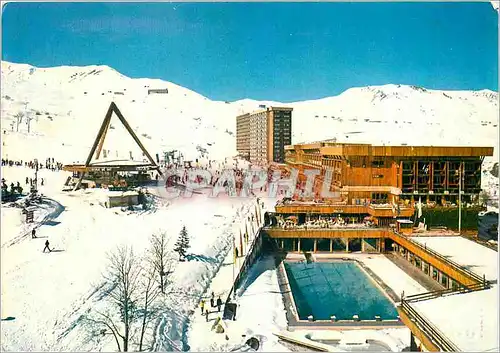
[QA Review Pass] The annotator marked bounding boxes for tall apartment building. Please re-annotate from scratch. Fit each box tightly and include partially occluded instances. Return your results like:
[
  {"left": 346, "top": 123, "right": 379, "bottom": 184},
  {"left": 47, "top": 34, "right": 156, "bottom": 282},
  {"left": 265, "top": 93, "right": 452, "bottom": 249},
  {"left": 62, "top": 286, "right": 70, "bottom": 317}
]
[
  {"left": 236, "top": 107, "right": 293, "bottom": 165},
  {"left": 236, "top": 113, "right": 250, "bottom": 160}
]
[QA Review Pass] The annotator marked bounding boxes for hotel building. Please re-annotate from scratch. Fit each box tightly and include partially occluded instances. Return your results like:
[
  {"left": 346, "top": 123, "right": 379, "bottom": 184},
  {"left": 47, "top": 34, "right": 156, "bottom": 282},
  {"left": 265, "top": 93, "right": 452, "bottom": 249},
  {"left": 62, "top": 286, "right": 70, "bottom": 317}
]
[{"left": 236, "top": 107, "right": 293, "bottom": 165}]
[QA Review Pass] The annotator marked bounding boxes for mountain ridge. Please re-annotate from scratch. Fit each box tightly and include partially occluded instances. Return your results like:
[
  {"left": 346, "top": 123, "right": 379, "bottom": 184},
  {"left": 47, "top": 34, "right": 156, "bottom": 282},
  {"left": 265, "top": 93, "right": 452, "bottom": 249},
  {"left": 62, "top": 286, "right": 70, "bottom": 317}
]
[{"left": 1, "top": 60, "right": 498, "bottom": 166}]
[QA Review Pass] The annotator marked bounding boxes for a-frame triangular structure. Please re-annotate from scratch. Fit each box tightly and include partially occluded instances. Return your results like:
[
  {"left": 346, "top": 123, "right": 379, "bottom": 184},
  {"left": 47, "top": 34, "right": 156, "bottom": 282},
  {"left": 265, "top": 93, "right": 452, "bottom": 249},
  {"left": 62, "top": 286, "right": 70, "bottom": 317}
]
[{"left": 74, "top": 102, "right": 162, "bottom": 190}]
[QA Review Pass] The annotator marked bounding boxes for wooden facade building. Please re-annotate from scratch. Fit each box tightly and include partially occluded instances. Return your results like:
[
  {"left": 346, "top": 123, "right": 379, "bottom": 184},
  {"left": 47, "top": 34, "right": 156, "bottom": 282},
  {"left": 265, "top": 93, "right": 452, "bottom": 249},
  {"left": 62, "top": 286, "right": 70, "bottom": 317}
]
[{"left": 284, "top": 141, "right": 493, "bottom": 206}]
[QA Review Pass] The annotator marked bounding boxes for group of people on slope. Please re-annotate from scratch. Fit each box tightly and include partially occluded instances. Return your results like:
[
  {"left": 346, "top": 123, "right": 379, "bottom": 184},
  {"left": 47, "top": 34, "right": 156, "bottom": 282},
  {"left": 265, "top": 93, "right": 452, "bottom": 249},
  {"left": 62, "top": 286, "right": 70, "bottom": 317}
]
[{"left": 199, "top": 291, "right": 223, "bottom": 322}]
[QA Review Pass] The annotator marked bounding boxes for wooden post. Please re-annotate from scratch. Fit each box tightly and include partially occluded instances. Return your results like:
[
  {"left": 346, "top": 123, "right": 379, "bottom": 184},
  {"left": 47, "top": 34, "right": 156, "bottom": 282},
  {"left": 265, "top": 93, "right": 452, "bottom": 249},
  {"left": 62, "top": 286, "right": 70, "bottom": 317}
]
[
  {"left": 74, "top": 102, "right": 163, "bottom": 191},
  {"left": 95, "top": 117, "right": 111, "bottom": 160},
  {"left": 73, "top": 104, "right": 114, "bottom": 190}
]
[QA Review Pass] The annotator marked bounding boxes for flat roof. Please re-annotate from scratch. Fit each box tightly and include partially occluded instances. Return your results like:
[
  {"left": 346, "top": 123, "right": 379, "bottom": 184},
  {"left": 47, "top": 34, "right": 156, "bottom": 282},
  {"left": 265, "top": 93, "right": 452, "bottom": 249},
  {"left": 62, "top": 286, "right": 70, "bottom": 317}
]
[
  {"left": 412, "top": 286, "right": 498, "bottom": 352},
  {"left": 238, "top": 106, "right": 294, "bottom": 117},
  {"left": 408, "top": 236, "right": 498, "bottom": 351},
  {"left": 410, "top": 236, "right": 498, "bottom": 281},
  {"left": 285, "top": 142, "right": 493, "bottom": 157}
]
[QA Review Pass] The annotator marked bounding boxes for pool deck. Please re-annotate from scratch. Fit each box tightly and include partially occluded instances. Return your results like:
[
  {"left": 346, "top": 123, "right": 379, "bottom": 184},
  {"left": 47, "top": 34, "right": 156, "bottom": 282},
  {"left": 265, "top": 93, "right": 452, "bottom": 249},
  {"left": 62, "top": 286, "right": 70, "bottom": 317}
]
[
  {"left": 384, "top": 253, "right": 445, "bottom": 292},
  {"left": 276, "top": 255, "right": 406, "bottom": 329}
]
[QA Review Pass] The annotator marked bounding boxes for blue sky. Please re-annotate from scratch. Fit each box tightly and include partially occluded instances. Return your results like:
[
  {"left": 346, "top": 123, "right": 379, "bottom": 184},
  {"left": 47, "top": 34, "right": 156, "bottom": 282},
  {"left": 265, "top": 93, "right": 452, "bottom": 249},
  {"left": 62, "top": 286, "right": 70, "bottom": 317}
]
[{"left": 2, "top": 2, "right": 498, "bottom": 102}]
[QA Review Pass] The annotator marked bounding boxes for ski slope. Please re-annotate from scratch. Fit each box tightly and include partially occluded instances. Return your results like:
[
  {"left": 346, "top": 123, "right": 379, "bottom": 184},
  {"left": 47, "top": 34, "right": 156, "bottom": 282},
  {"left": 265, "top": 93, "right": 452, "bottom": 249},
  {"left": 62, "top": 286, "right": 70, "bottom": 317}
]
[{"left": 1, "top": 61, "right": 498, "bottom": 351}]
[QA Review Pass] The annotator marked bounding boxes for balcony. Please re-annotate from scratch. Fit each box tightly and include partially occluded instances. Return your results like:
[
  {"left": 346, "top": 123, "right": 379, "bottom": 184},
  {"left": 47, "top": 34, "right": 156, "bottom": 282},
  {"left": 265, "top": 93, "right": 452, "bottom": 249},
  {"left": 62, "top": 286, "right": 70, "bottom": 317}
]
[
  {"left": 275, "top": 201, "right": 414, "bottom": 217},
  {"left": 263, "top": 226, "right": 390, "bottom": 239}
]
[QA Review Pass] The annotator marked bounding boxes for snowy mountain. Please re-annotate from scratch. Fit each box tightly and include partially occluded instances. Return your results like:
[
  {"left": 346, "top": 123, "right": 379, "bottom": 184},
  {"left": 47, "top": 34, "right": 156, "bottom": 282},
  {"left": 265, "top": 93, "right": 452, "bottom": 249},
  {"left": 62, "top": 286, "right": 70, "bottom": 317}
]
[
  {"left": 2, "top": 60, "right": 498, "bottom": 165},
  {"left": 1, "top": 61, "right": 498, "bottom": 352}
]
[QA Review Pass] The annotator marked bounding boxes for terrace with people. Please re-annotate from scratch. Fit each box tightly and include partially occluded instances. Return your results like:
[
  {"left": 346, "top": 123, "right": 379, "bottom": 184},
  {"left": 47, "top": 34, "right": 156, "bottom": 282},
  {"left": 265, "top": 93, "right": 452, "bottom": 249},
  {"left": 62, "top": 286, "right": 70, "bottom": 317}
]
[{"left": 274, "top": 214, "right": 376, "bottom": 230}]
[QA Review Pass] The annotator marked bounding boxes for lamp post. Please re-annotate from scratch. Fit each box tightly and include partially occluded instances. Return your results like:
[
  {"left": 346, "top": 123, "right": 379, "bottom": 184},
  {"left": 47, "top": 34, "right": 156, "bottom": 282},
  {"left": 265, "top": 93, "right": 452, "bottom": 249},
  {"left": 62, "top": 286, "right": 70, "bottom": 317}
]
[
  {"left": 458, "top": 166, "right": 462, "bottom": 235},
  {"left": 34, "top": 158, "right": 39, "bottom": 193}
]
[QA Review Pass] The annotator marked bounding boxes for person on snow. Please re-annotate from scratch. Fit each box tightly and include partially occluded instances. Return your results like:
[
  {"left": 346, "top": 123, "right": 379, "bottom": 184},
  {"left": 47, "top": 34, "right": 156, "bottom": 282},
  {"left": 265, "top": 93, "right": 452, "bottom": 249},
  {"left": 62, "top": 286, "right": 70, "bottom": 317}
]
[
  {"left": 205, "top": 308, "right": 209, "bottom": 322},
  {"left": 25, "top": 177, "right": 29, "bottom": 185},
  {"left": 200, "top": 299, "right": 205, "bottom": 315},
  {"left": 216, "top": 296, "right": 222, "bottom": 312},
  {"left": 210, "top": 296, "right": 215, "bottom": 308},
  {"left": 43, "top": 240, "right": 51, "bottom": 253},
  {"left": 32, "top": 229, "right": 37, "bottom": 239},
  {"left": 41, "top": 178, "right": 44, "bottom": 186}
]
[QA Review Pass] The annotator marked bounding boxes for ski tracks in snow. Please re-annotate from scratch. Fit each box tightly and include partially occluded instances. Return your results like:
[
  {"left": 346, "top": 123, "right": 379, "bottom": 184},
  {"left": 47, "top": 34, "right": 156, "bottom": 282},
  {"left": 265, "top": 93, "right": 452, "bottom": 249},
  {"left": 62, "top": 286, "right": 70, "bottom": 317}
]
[
  {"left": 154, "top": 202, "right": 254, "bottom": 351},
  {"left": 2, "top": 197, "right": 65, "bottom": 249}
]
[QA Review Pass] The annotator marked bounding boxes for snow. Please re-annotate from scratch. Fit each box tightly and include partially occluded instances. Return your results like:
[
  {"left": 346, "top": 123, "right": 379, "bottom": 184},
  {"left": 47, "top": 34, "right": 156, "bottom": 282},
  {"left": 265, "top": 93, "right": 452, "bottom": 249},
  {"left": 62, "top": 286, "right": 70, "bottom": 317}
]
[
  {"left": 2, "top": 62, "right": 498, "bottom": 166},
  {"left": 275, "top": 328, "right": 411, "bottom": 352},
  {"left": 2, "top": 60, "right": 497, "bottom": 203},
  {"left": 186, "top": 249, "right": 428, "bottom": 352},
  {"left": 404, "top": 236, "right": 499, "bottom": 351},
  {"left": 185, "top": 250, "right": 424, "bottom": 352},
  {"left": 1, "top": 166, "right": 267, "bottom": 351},
  {"left": 410, "top": 236, "right": 498, "bottom": 281},
  {"left": 1, "top": 60, "right": 498, "bottom": 352},
  {"left": 187, "top": 255, "right": 290, "bottom": 352},
  {"left": 307, "top": 253, "right": 427, "bottom": 298},
  {"left": 412, "top": 286, "right": 498, "bottom": 352}
]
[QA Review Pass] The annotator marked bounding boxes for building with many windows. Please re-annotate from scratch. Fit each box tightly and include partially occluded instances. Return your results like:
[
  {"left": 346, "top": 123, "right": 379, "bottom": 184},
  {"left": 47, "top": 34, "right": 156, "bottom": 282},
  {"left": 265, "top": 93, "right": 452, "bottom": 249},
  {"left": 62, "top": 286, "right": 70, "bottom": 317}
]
[
  {"left": 235, "top": 106, "right": 292, "bottom": 165},
  {"left": 236, "top": 113, "right": 250, "bottom": 160}
]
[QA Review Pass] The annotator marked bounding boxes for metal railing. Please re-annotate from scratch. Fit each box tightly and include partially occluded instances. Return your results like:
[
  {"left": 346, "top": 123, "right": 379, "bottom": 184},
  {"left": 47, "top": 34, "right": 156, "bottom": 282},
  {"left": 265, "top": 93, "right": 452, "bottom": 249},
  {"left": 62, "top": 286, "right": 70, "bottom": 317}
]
[
  {"left": 395, "top": 230, "right": 493, "bottom": 352},
  {"left": 262, "top": 226, "right": 385, "bottom": 232},
  {"left": 403, "top": 281, "right": 489, "bottom": 303},
  {"left": 225, "top": 226, "right": 264, "bottom": 304},
  {"left": 391, "top": 230, "right": 488, "bottom": 286},
  {"left": 400, "top": 299, "right": 460, "bottom": 352}
]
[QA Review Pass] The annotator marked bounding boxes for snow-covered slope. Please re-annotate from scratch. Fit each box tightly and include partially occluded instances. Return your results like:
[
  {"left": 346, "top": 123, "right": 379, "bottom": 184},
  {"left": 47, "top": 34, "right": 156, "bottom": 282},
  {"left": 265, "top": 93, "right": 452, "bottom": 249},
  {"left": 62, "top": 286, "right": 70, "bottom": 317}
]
[
  {"left": 2, "top": 61, "right": 498, "bottom": 163},
  {"left": 1, "top": 60, "right": 498, "bottom": 200},
  {"left": 1, "top": 61, "right": 498, "bottom": 352}
]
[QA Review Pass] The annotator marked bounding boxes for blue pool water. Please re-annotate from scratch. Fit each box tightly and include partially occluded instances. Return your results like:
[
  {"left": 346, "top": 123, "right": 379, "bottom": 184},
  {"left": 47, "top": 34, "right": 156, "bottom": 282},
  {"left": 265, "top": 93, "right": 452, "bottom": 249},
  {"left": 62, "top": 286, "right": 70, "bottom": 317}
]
[{"left": 284, "top": 261, "right": 398, "bottom": 321}]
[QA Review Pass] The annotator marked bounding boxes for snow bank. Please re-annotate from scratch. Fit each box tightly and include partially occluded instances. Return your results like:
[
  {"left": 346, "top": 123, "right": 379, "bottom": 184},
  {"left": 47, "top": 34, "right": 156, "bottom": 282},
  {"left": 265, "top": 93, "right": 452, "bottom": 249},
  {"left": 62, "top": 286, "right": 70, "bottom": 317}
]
[{"left": 410, "top": 236, "right": 498, "bottom": 281}]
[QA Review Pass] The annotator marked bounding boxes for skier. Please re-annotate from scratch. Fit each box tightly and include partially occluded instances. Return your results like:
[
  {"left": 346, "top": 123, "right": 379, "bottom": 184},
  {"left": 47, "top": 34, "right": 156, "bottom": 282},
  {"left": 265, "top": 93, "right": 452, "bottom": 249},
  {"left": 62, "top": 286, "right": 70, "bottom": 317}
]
[
  {"left": 217, "top": 296, "right": 222, "bottom": 312},
  {"left": 41, "top": 178, "right": 44, "bottom": 186},
  {"left": 200, "top": 299, "right": 205, "bottom": 315},
  {"left": 43, "top": 240, "right": 51, "bottom": 253},
  {"left": 210, "top": 296, "right": 215, "bottom": 308},
  {"left": 205, "top": 308, "right": 209, "bottom": 322},
  {"left": 25, "top": 177, "right": 29, "bottom": 185},
  {"left": 31, "top": 229, "right": 37, "bottom": 239}
]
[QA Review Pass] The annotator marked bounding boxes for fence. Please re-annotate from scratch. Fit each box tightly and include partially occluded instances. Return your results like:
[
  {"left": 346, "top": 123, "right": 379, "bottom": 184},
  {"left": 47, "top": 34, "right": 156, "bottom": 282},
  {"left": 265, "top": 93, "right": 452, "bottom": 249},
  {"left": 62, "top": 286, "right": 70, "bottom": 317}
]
[
  {"left": 390, "top": 230, "right": 488, "bottom": 286},
  {"left": 399, "top": 299, "right": 460, "bottom": 352},
  {"left": 225, "top": 226, "right": 265, "bottom": 304},
  {"left": 397, "top": 240, "right": 491, "bottom": 352},
  {"left": 404, "top": 281, "right": 489, "bottom": 303}
]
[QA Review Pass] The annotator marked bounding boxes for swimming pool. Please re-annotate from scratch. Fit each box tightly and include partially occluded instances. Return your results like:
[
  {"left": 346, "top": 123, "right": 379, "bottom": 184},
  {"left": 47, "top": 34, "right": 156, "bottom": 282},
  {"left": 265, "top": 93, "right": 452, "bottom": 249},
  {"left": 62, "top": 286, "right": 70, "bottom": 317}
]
[{"left": 283, "top": 261, "right": 399, "bottom": 321}]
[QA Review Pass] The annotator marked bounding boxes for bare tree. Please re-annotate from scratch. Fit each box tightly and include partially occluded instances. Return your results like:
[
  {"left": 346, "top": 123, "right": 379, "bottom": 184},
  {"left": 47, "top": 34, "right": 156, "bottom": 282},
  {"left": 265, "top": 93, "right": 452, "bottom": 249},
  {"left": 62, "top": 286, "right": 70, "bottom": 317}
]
[
  {"left": 14, "top": 112, "right": 24, "bottom": 132},
  {"left": 92, "top": 246, "right": 142, "bottom": 352},
  {"left": 26, "top": 114, "right": 35, "bottom": 133},
  {"left": 138, "top": 265, "right": 161, "bottom": 351},
  {"left": 149, "top": 232, "right": 173, "bottom": 294}
]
